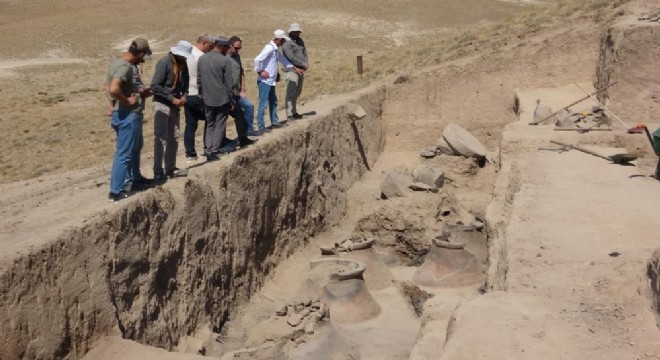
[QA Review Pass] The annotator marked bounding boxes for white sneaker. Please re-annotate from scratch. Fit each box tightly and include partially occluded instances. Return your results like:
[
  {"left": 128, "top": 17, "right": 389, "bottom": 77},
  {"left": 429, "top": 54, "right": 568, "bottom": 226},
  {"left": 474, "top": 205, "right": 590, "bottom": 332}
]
[{"left": 186, "top": 156, "right": 198, "bottom": 163}]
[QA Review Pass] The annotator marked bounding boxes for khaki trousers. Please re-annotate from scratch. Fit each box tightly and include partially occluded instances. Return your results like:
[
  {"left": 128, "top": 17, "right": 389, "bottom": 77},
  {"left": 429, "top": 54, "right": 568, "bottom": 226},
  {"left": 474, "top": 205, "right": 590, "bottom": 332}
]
[
  {"left": 153, "top": 101, "right": 180, "bottom": 176},
  {"left": 284, "top": 71, "right": 304, "bottom": 117}
]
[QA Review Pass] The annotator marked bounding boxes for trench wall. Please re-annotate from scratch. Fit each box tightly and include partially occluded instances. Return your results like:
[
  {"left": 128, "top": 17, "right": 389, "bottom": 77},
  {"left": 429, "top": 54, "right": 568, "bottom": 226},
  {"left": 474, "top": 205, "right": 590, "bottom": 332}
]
[
  {"left": 0, "top": 88, "right": 386, "bottom": 360},
  {"left": 595, "top": 23, "right": 660, "bottom": 122},
  {"left": 649, "top": 250, "right": 660, "bottom": 330}
]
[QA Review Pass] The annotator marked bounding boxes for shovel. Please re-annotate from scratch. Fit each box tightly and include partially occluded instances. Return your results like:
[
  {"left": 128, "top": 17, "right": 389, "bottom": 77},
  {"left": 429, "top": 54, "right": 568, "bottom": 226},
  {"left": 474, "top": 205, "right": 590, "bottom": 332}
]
[{"left": 550, "top": 140, "right": 638, "bottom": 164}]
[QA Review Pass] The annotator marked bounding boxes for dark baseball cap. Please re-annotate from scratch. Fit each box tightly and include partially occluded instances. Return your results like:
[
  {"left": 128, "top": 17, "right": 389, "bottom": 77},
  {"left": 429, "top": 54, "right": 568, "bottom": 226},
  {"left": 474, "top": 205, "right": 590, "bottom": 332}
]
[
  {"left": 215, "top": 36, "right": 230, "bottom": 46},
  {"left": 130, "top": 38, "right": 152, "bottom": 55}
]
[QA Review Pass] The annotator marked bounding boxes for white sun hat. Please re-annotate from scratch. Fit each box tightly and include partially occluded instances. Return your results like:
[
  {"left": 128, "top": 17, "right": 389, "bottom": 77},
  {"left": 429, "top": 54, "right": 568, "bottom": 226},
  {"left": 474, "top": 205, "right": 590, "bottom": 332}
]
[
  {"left": 273, "top": 29, "right": 290, "bottom": 41},
  {"left": 288, "top": 23, "right": 303, "bottom": 33},
  {"left": 170, "top": 40, "right": 193, "bottom": 59}
]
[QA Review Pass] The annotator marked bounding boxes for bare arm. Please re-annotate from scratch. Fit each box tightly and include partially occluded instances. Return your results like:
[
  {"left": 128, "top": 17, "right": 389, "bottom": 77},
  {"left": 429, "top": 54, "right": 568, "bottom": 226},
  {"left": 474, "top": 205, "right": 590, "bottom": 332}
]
[{"left": 109, "top": 77, "right": 136, "bottom": 106}]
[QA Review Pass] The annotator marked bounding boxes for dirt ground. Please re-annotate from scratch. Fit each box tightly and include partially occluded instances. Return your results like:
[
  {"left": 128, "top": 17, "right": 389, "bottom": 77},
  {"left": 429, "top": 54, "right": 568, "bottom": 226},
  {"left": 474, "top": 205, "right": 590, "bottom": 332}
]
[
  {"left": 2, "top": 0, "right": 660, "bottom": 359},
  {"left": 0, "top": 0, "right": 528, "bottom": 183}
]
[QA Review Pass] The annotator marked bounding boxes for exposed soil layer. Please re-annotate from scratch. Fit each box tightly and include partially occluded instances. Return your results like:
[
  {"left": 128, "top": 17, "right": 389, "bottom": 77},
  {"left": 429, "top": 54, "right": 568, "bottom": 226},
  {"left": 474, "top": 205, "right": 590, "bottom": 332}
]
[
  {"left": 649, "top": 250, "right": 660, "bottom": 330},
  {"left": 596, "top": 20, "right": 660, "bottom": 123},
  {"left": 3, "top": 1, "right": 660, "bottom": 359},
  {"left": 0, "top": 89, "right": 386, "bottom": 360}
]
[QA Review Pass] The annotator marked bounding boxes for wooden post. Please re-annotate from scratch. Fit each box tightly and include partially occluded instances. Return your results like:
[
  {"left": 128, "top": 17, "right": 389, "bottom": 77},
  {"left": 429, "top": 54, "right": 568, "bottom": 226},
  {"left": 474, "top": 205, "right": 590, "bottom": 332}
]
[{"left": 357, "top": 55, "right": 363, "bottom": 79}]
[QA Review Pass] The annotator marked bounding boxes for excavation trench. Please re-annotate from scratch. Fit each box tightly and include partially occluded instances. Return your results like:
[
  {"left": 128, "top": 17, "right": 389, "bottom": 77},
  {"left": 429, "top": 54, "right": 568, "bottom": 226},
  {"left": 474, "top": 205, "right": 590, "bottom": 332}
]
[
  {"left": 0, "top": 78, "right": 496, "bottom": 359},
  {"left": 0, "top": 88, "right": 388, "bottom": 359}
]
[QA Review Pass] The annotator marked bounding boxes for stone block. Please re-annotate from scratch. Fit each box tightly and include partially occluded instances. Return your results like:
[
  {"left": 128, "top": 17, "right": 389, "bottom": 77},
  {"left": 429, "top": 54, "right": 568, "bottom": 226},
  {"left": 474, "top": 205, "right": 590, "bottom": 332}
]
[
  {"left": 347, "top": 103, "right": 367, "bottom": 120},
  {"left": 413, "top": 165, "right": 444, "bottom": 188},
  {"left": 381, "top": 171, "right": 412, "bottom": 199}
]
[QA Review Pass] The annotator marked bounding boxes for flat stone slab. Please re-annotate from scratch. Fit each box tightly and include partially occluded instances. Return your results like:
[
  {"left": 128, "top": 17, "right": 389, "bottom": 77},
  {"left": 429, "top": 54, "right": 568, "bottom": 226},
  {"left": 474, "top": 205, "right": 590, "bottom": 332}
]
[
  {"left": 410, "top": 182, "right": 434, "bottom": 192},
  {"left": 442, "top": 123, "right": 486, "bottom": 158},
  {"left": 436, "top": 137, "right": 456, "bottom": 155},
  {"left": 420, "top": 150, "right": 436, "bottom": 158}
]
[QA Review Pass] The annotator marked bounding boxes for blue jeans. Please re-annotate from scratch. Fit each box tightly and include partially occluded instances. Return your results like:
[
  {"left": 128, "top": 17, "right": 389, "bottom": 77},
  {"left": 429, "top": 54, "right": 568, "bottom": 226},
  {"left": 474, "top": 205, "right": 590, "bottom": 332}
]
[
  {"left": 110, "top": 111, "right": 141, "bottom": 194},
  {"left": 125, "top": 114, "right": 144, "bottom": 186},
  {"left": 256, "top": 81, "right": 279, "bottom": 130},
  {"left": 237, "top": 96, "right": 255, "bottom": 131}
]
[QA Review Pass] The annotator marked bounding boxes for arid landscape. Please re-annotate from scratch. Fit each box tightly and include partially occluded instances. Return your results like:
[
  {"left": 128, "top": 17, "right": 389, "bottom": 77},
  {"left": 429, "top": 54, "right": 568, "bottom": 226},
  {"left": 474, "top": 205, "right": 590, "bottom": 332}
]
[
  {"left": 1, "top": 0, "right": 660, "bottom": 359},
  {"left": 0, "top": 0, "right": 526, "bottom": 182}
]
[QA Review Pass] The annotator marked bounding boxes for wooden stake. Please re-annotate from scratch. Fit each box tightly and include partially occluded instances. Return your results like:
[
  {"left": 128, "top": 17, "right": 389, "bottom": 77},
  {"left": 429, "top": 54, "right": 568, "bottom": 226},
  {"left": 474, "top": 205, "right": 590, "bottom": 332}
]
[{"left": 357, "top": 55, "right": 363, "bottom": 79}]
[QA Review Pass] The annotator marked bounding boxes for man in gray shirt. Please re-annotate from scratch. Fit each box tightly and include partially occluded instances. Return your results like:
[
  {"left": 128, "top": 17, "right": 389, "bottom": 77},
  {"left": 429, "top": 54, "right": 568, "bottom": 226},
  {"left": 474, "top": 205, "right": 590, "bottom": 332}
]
[
  {"left": 105, "top": 38, "right": 151, "bottom": 202},
  {"left": 282, "top": 22, "right": 309, "bottom": 120},
  {"left": 197, "top": 36, "right": 235, "bottom": 160}
]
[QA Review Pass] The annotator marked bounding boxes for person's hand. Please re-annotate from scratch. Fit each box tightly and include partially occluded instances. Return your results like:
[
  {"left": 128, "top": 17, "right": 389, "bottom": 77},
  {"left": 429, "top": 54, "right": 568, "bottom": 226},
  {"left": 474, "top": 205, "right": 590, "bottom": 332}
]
[
  {"left": 140, "top": 88, "right": 153, "bottom": 98},
  {"left": 260, "top": 70, "right": 269, "bottom": 79},
  {"left": 240, "top": 89, "right": 246, "bottom": 98},
  {"left": 295, "top": 67, "right": 304, "bottom": 75},
  {"left": 172, "top": 98, "right": 184, "bottom": 107},
  {"left": 180, "top": 95, "right": 187, "bottom": 106},
  {"left": 106, "top": 104, "right": 113, "bottom": 117},
  {"left": 126, "top": 94, "right": 138, "bottom": 106}
]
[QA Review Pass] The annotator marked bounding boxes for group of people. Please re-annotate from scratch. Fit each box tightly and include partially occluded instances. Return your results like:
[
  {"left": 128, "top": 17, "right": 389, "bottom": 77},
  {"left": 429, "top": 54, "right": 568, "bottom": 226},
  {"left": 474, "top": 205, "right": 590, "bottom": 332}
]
[{"left": 105, "top": 24, "right": 309, "bottom": 202}]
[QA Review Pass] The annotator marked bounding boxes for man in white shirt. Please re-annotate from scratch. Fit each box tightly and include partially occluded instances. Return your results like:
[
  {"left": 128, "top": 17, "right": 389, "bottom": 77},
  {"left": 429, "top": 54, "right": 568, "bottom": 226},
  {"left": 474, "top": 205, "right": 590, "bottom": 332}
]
[
  {"left": 184, "top": 34, "right": 215, "bottom": 161},
  {"left": 253, "top": 29, "right": 302, "bottom": 134}
]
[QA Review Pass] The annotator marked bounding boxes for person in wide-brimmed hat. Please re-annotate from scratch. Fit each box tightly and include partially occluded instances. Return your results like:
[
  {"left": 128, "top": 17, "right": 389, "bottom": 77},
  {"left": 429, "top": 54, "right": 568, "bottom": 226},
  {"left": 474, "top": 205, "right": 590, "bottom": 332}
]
[
  {"left": 150, "top": 40, "right": 193, "bottom": 180},
  {"left": 282, "top": 22, "right": 309, "bottom": 121}
]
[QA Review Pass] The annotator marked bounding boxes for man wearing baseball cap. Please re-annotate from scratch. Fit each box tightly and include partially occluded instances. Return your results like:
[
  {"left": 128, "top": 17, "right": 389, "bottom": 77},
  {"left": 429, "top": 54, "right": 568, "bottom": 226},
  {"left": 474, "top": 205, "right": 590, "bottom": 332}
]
[
  {"left": 197, "top": 36, "right": 236, "bottom": 160},
  {"left": 150, "top": 40, "right": 192, "bottom": 180},
  {"left": 105, "top": 37, "right": 152, "bottom": 202},
  {"left": 253, "top": 29, "right": 302, "bottom": 134}
]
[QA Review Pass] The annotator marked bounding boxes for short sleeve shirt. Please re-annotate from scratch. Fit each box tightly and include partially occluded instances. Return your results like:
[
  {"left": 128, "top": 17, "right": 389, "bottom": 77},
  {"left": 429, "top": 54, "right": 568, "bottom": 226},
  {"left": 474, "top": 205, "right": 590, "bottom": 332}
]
[{"left": 107, "top": 58, "right": 140, "bottom": 113}]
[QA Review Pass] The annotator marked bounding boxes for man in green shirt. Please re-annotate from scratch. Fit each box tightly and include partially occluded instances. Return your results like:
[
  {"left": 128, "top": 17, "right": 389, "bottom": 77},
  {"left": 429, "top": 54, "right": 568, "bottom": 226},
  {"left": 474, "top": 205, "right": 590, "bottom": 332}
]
[{"left": 106, "top": 38, "right": 151, "bottom": 202}]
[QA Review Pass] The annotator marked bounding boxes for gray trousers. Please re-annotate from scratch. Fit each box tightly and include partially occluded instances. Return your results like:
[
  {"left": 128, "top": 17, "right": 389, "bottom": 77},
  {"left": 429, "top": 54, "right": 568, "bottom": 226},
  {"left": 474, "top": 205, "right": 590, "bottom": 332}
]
[
  {"left": 285, "top": 71, "right": 304, "bottom": 117},
  {"left": 204, "top": 103, "right": 230, "bottom": 156},
  {"left": 153, "top": 101, "right": 180, "bottom": 175}
]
